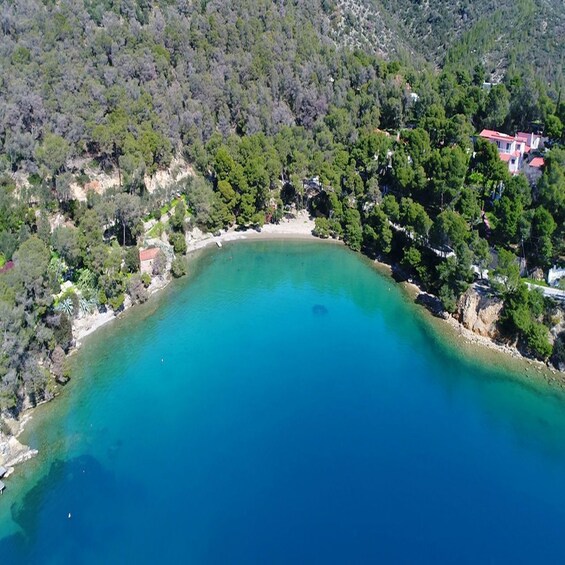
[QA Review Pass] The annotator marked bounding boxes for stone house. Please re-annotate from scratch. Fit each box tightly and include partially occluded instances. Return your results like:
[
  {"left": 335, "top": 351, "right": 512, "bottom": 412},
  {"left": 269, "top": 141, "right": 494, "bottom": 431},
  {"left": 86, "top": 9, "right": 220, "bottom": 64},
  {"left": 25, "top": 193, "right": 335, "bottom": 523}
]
[{"left": 139, "top": 247, "right": 160, "bottom": 276}]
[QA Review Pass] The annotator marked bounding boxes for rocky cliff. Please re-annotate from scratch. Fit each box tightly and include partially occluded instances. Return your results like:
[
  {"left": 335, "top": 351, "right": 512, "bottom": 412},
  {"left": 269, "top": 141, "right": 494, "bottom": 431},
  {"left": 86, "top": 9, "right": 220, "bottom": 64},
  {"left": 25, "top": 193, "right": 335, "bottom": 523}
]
[{"left": 457, "top": 286, "right": 504, "bottom": 339}]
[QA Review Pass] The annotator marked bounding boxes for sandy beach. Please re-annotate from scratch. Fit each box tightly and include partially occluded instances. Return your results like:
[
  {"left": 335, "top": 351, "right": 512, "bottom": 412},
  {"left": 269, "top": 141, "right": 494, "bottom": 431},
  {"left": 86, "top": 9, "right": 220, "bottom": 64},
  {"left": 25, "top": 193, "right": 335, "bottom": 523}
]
[{"left": 186, "top": 210, "right": 316, "bottom": 253}]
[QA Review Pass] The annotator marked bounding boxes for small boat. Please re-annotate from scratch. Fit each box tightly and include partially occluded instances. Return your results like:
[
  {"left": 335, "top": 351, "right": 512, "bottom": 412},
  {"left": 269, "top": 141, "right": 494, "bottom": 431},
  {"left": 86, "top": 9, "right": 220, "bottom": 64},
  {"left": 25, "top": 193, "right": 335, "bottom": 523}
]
[{"left": 216, "top": 241, "right": 223, "bottom": 248}]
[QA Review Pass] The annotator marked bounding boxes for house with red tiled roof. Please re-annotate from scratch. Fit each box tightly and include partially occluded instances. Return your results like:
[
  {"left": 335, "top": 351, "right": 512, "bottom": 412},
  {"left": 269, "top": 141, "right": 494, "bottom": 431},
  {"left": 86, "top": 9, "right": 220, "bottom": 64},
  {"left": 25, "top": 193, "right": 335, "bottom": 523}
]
[
  {"left": 139, "top": 247, "right": 160, "bottom": 276},
  {"left": 479, "top": 129, "right": 541, "bottom": 175}
]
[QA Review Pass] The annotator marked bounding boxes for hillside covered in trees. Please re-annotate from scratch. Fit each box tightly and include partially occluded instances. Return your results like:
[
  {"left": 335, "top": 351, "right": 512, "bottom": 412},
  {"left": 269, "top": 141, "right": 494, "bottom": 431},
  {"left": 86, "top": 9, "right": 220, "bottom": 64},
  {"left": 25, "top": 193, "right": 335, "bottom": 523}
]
[
  {"left": 339, "top": 0, "right": 565, "bottom": 89},
  {"left": 1, "top": 0, "right": 565, "bottom": 417}
]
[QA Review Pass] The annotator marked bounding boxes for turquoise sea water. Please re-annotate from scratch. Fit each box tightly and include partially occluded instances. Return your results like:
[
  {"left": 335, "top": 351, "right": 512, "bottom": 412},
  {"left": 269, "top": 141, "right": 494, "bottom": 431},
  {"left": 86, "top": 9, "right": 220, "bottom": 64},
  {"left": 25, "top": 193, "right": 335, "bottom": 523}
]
[{"left": 2, "top": 241, "right": 565, "bottom": 563}]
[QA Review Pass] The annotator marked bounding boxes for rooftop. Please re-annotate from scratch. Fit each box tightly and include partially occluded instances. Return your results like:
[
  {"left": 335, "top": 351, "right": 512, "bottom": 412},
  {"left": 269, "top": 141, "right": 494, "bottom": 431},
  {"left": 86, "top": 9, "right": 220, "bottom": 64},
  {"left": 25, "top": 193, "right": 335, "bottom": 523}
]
[
  {"left": 499, "top": 152, "right": 520, "bottom": 162},
  {"left": 529, "top": 157, "right": 544, "bottom": 168},
  {"left": 479, "top": 129, "right": 515, "bottom": 142},
  {"left": 139, "top": 248, "right": 160, "bottom": 262},
  {"left": 480, "top": 129, "right": 539, "bottom": 149},
  {"left": 516, "top": 131, "right": 540, "bottom": 141}
]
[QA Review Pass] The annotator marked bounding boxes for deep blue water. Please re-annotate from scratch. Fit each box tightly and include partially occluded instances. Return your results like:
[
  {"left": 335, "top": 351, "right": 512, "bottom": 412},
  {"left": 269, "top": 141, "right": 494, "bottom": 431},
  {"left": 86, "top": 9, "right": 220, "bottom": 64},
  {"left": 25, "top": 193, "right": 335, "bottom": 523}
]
[{"left": 2, "top": 241, "right": 565, "bottom": 563}]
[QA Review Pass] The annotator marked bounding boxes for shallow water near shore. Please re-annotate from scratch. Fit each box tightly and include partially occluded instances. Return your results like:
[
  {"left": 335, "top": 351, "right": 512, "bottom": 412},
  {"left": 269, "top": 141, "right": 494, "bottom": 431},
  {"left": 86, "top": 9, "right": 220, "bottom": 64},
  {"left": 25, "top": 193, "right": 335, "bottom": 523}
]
[{"left": 2, "top": 241, "right": 565, "bottom": 563}]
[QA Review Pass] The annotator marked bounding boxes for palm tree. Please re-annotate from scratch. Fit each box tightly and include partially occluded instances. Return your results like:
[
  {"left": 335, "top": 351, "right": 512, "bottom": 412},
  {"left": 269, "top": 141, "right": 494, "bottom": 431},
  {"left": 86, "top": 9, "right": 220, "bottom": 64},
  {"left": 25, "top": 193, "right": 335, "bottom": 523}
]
[
  {"left": 55, "top": 297, "right": 74, "bottom": 318},
  {"left": 79, "top": 295, "right": 97, "bottom": 316}
]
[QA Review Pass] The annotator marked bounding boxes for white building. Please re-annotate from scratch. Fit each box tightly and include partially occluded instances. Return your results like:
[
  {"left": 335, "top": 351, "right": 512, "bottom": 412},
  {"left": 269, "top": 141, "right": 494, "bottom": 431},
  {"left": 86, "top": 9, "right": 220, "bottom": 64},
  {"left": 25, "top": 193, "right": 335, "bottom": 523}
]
[{"left": 479, "top": 129, "right": 541, "bottom": 175}]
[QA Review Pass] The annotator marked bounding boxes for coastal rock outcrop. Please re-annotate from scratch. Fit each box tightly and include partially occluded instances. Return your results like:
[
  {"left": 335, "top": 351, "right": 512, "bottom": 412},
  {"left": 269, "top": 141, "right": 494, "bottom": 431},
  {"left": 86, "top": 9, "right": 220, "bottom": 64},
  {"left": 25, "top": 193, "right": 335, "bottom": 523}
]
[
  {"left": 550, "top": 308, "right": 565, "bottom": 340},
  {"left": 457, "top": 286, "right": 503, "bottom": 339},
  {"left": 0, "top": 429, "right": 37, "bottom": 476}
]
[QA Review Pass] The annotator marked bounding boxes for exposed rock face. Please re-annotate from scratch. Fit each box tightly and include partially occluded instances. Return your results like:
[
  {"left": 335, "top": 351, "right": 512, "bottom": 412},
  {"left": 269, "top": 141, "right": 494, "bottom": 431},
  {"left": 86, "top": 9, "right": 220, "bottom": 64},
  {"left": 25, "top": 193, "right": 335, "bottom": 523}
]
[
  {"left": 0, "top": 418, "right": 38, "bottom": 476},
  {"left": 65, "top": 157, "right": 195, "bottom": 201},
  {"left": 0, "top": 435, "right": 37, "bottom": 469},
  {"left": 457, "top": 286, "right": 503, "bottom": 338},
  {"left": 144, "top": 158, "right": 195, "bottom": 194},
  {"left": 550, "top": 308, "right": 565, "bottom": 341}
]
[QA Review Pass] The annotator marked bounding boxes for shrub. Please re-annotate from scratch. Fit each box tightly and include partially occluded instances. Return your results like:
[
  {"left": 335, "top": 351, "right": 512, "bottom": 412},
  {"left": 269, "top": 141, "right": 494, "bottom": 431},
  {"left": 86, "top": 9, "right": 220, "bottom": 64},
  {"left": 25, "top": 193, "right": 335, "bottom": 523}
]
[
  {"left": 525, "top": 322, "right": 552, "bottom": 360},
  {"left": 328, "top": 218, "right": 343, "bottom": 238},
  {"left": 108, "top": 293, "right": 125, "bottom": 311},
  {"left": 169, "top": 232, "right": 187, "bottom": 255},
  {"left": 152, "top": 251, "right": 167, "bottom": 276},
  {"left": 47, "top": 313, "right": 73, "bottom": 351},
  {"left": 171, "top": 255, "right": 187, "bottom": 278},
  {"left": 552, "top": 332, "right": 565, "bottom": 369},
  {"left": 98, "top": 288, "right": 107, "bottom": 306},
  {"left": 313, "top": 217, "right": 330, "bottom": 238},
  {"left": 51, "top": 345, "right": 67, "bottom": 382},
  {"left": 169, "top": 200, "right": 187, "bottom": 232},
  {"left": 127, "top": 274, "right": 148, "bottom": 304},
  {"left": 76, "top": 172, "right": 90, "bottom": 186}
]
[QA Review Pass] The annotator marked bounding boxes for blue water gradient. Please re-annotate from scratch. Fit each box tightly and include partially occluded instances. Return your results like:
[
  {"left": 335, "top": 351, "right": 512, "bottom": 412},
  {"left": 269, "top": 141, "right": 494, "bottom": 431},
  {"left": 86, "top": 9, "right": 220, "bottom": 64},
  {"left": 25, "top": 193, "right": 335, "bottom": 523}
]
[{"left": 2, "top": 241, "right": 565, "bottom": 564}]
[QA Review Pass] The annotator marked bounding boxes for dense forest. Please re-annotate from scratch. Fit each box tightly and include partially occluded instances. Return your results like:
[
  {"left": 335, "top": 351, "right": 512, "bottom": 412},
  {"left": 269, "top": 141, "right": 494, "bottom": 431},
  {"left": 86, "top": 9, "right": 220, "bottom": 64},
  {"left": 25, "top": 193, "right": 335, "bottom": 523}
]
[
  {"left": 1, "top": 0, "right": 565, "bottom": 417},
  {"left": 351, "top": 0, "right": 565, "bottom": 88}
]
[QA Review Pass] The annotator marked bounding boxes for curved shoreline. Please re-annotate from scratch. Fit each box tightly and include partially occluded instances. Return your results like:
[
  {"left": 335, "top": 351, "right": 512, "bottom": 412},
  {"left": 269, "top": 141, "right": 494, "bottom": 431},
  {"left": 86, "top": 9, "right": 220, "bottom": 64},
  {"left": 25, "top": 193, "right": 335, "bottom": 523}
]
[
  {"left": 2, "top": 216, "right": 563, "bottom": 480},
  {"left": 185, "top": 210, "right": 318, "bottom": 252},
  {"left": 68, "top": 218, "right": 565, "bottom": 392}
]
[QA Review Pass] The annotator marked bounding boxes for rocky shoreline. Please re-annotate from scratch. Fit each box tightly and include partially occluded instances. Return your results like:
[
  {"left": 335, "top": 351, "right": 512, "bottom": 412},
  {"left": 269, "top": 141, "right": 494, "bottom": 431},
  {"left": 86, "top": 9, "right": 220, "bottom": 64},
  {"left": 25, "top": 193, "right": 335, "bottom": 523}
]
[
  {"left": 0, "top": 414, "right": 38, "bottom": 479},
  {"left": 399, "top": 278, "right": 564, "bottom": 385}
]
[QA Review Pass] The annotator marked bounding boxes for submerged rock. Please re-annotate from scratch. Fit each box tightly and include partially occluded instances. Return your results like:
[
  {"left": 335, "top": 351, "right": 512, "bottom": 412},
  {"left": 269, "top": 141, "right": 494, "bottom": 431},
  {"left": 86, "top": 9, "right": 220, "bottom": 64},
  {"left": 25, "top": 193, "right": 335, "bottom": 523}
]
[{"left": 312, "top": 304, "right": 328, "bottom": 316}]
